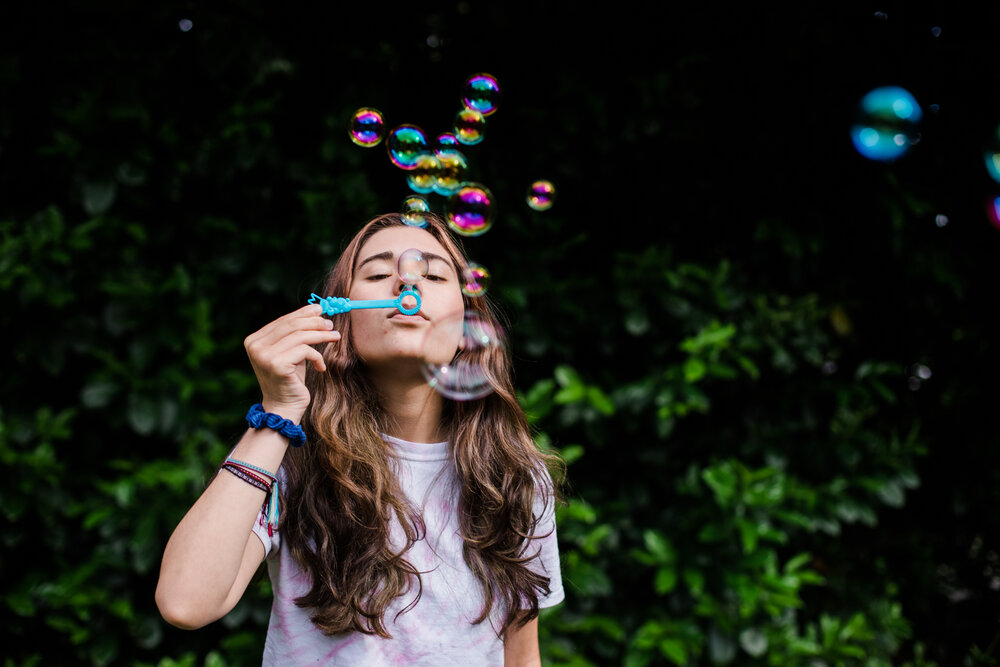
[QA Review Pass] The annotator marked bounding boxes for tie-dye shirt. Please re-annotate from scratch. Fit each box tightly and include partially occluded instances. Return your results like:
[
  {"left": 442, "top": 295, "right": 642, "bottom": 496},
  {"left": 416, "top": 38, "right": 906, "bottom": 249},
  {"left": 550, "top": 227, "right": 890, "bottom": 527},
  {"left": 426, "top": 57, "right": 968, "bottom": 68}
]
[{"left": 251, "top": 434, "right": 564, "bottom": 665}]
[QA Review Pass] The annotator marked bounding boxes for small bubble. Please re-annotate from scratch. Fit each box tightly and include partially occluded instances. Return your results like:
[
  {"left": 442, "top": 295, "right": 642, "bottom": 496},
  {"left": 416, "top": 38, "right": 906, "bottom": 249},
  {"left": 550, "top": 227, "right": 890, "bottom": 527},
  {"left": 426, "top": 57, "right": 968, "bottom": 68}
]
[
  {"left": 821, "top": 360, "right": 838, "bottom": 375},
  {"left": 178, "top": 18, "right": 194, "bottom": 31},
  {"left": 387, "top": 124, "right": 430, "bottom": 170},
  {"left": 401, "top": 195, "right": 431, "bottom": 228},
  {"left": 398, "top": 248, "right": 429, "bottom": 285},
  {"left": 874, "top": 11, "right": 888, "bottom": 20},
  {"left": 462, "top": 73, "right": 501, "bottom": 116},
  {"left": 931, "top": 26, "right": 942, "bottom": 37},
  {"left": 454, "top": 108, "right": 486, "bottom": 145},
  {"left": 912, "top": 364, "right": 932, "bottom": 380},
  {"left": 908, "top": 377, "right": 923, "bottom": 391},
  {"left": 850, "top": 86, "right": 922, "bottom": 162},
  {"left": 446, "top": 183, "right": 494, "bottom": 236},
  {"left": 406, "top": 153, "right": 441, "bottom": 194},
  {"left": 526, "top": 180, "right": 556, "bottom": 211},
  {"left": 935, "top": 214, "right": 949, "bottom": 227},
  {"left": 349, "top": 107, "right": 385, "bottom": 148},
  {"left": 461, "top": 263, "right": 491, "bottom": 297},
  {"left": 433, "top": 150, "right": 469, "bottom": 195}
]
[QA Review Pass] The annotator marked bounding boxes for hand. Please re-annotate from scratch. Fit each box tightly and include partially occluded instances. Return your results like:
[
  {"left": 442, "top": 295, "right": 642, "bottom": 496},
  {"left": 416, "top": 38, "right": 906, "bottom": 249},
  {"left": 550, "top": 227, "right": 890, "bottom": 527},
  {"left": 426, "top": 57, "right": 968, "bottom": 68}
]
[{"left": 243, "top": 304, "right": 341, "bottom": 420}]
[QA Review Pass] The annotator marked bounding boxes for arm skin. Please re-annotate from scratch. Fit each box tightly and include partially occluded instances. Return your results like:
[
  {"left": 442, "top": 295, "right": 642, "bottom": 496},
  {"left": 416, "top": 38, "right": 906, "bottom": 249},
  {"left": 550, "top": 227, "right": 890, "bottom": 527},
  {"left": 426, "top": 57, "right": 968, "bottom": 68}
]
[
  {"left": 505, "top": 617, "right": 542, "bottom": 667},
  {"left": 155, "top": 305, "right": 339, "bottom": 629}
]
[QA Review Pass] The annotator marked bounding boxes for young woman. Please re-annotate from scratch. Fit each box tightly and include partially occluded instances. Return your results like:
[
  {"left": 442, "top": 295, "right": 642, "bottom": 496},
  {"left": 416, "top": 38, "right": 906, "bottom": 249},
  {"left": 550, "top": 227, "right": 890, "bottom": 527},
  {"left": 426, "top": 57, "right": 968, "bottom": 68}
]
[{"left": 155, "top": 212, "right": 564, "bottom": 665}]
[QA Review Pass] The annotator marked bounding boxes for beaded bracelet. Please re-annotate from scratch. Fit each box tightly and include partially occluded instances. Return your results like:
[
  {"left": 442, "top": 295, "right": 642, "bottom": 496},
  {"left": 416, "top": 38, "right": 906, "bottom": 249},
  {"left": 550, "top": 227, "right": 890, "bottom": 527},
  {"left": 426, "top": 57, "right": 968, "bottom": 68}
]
[{"left": 245, "top": 403, "right": 307, "bottom": 447}]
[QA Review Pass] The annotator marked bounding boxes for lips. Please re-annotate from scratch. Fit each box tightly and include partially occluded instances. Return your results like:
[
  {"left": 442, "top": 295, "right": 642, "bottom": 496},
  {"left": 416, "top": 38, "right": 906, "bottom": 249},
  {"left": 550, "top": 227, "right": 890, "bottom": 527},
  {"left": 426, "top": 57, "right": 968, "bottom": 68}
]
[{"left": 388, "top": 311, "right": 427, "bottom": 321}]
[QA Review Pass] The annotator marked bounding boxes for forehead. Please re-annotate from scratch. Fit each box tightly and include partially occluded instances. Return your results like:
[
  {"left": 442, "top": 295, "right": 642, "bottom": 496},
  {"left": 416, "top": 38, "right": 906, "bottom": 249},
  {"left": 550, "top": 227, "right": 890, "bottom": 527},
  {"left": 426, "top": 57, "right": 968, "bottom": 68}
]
[{"left": 355, "top": 226, "right": 452, "bottom": 265}]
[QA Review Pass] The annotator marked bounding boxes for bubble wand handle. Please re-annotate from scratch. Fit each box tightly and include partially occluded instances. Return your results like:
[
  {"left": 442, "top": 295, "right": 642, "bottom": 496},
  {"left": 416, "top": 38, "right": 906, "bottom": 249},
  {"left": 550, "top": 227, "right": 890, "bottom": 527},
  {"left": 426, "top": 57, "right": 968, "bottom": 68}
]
[{"left": 308, "top": 288, "right": 422, "bottom": 316}]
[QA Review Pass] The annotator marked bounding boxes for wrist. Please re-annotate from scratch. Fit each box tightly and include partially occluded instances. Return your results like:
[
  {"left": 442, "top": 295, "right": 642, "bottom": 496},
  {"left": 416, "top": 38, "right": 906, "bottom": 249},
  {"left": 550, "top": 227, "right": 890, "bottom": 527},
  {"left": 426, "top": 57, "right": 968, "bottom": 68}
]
[
  {"left": 259, "top": 400, "right": 306, "bottom": 424},
  {"left": 246, "top": 403, "right": 307, "bottom": 447}
]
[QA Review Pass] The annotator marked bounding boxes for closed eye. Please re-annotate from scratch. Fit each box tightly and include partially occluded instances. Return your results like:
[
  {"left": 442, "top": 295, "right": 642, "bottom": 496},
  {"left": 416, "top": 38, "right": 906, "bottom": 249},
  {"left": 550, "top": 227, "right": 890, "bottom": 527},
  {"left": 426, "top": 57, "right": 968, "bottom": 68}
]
[{"left": 366, "top": 274, "right": 392, "bottom": 281}]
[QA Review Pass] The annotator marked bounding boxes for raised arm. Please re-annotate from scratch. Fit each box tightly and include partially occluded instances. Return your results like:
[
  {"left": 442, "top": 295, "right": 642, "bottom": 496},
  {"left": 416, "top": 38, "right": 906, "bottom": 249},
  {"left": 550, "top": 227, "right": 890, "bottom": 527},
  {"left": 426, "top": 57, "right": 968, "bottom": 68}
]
[{"left": 155, "top": 304, "right": 340, "bottom": 629}]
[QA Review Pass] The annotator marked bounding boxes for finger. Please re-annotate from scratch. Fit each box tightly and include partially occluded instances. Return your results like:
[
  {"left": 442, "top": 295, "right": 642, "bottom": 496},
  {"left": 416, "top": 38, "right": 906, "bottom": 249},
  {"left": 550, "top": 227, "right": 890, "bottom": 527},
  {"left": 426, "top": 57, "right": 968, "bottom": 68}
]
[{"left": 247, "top": 311, "right": 336, "bottom": 350}]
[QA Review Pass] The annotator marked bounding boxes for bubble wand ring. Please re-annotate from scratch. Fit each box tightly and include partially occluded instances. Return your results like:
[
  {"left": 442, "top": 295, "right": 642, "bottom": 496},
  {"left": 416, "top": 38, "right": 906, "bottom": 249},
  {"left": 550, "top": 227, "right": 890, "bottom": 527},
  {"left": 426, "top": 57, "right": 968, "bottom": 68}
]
[{"left": 308, "top": 287, "right": 422, "bottom": 316}]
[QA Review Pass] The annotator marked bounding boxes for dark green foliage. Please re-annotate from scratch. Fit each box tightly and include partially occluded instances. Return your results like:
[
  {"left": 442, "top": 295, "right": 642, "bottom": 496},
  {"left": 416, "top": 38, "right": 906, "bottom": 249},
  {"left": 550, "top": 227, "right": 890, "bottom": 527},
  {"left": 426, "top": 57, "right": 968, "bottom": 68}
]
[{"left": 2, "top": 3, "right": 1000, "bottom": 665}]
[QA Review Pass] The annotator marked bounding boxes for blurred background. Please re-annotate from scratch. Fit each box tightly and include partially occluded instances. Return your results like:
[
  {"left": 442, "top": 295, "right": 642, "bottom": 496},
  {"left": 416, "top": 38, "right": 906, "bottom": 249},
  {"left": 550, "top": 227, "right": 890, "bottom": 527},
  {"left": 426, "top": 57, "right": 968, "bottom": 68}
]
[{"left": 2, "top": 1, "right": 1000, "bottom": 665}]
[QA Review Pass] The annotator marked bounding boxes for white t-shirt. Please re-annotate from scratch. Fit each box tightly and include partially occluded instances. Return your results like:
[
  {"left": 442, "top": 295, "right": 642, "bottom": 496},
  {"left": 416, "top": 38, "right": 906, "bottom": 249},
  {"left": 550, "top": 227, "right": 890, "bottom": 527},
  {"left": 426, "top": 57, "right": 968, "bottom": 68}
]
[{"left": 251, "top": 434, "right": 564, "bottom": 665}]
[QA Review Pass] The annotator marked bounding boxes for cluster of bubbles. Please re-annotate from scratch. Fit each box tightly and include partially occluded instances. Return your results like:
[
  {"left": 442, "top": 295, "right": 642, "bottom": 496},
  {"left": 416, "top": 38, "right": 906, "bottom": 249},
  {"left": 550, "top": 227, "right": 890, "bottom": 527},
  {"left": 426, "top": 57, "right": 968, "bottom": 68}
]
[
  {"left": 850, "top": 83, "right": 1000, "bottom": 230},
  {"left": 348, "top": 73, "right": 553, "bottom": 400}
]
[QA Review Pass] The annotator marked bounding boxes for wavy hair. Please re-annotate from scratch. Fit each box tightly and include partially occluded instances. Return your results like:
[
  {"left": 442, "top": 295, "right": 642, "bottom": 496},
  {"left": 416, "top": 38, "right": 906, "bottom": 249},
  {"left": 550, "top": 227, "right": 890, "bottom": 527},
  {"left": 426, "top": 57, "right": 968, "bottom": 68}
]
[{"left": 280, "top": 212, "right": 562, "bottom": 638}]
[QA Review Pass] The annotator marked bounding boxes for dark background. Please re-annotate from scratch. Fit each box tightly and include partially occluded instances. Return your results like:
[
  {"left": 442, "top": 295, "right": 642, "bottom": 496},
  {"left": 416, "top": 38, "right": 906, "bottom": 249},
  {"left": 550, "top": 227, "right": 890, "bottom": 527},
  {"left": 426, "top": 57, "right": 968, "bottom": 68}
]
[{"left": 2, "top": 1, "right": 1000, "bottom": 664}]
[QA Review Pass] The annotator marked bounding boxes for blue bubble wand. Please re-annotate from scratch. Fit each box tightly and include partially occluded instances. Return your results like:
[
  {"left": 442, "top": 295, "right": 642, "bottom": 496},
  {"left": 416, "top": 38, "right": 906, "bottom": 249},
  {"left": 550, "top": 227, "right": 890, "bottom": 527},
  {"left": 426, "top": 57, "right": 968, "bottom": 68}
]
[{"left": 308, "top": 286, "right": 422, "bottom": 316}]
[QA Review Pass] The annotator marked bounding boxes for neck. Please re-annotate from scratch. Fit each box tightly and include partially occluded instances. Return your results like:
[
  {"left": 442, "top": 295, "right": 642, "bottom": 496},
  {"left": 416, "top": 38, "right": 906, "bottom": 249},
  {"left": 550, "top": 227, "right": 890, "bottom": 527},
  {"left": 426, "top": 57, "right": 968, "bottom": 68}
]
[{"left": 367, "top": 365, "right": 447, "bottom": 443}]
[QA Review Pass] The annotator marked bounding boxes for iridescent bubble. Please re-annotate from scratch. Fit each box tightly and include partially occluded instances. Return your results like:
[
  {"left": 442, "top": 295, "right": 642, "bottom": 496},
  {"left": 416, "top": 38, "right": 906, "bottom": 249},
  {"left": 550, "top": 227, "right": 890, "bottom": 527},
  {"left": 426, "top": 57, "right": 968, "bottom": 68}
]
[
  {"left": 850, "top": 86, "right": 922, "bottom": 162},
  {"left": 398, "top": 248, "right": 429, "bottom": 285},
  {"left": 349, "top": 107, "right": 385, "bottom": 147},
  {"left": 433, "top": 150, "right": 469, "bottom": 195},
  {"left": 987, "top": 196, "right": 1000, "bottom": 230},
  {"left": 407, "top": 153, "right": 441, "bottom": 194},
  {"left": 984, "top": 124, "right": 1000, "bottom": 184},
  {"left": 387, "top": 124, "right": 430, "bottom": 169},
  {"left": 420, "top": 309, "right": 505, "bottom": 400},
  {"left": 526, "top": 180, "right": 556, "bottom": 211},
  {"left": 461, "top": 263, "right": 490, "bottom": 297},
  {"left": 435, "top": 132, "right": 459, "bottom": 154},
  {"left": 454, "top": 108, "right": 486, "bottom": 145},
  {"left": 401, "top": 195, "right": 431, "bottom": 228},
  {"left": 462, "top": 73, "right": 501, "bottom": 116},
  {"left": 446, "top": 183, "right": 494, "bottom": 236}
]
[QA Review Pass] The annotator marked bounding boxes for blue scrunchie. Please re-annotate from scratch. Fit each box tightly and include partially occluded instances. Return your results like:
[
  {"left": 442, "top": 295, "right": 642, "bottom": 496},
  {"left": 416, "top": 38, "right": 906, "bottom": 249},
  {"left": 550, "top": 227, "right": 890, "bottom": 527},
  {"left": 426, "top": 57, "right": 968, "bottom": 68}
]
[{"left": 245, "top": 403, "right": 307, "bottom": 447}]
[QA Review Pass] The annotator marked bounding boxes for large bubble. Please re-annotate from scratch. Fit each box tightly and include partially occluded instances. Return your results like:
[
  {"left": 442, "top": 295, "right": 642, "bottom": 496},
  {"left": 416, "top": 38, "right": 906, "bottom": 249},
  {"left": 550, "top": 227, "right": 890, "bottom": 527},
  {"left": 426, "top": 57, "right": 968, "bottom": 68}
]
[
  {"left": 387, "top": 124, "right": 430, "bottom": 170},
  {"left": 349, "top": 107, "right": 385, "bottom": 147},
  {"left": 420, "top": 309, "right": 505, "bottom": 400},
  {"left": 446, "top": 183, "right": 494, "bottom": 236},
  {"left": 462, "top": 73, "right": 501, "bottom": 116},
  {"left": 850, "top": 86, "right": 922, "bottom": 162}
]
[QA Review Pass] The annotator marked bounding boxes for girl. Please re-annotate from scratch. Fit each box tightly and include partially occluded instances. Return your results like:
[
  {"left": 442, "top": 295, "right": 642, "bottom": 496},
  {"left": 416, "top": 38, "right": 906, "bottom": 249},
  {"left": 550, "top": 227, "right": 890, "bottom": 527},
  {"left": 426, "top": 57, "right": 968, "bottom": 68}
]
[{"left": 155, "top": 212, "right": 564, "bottom": 665}]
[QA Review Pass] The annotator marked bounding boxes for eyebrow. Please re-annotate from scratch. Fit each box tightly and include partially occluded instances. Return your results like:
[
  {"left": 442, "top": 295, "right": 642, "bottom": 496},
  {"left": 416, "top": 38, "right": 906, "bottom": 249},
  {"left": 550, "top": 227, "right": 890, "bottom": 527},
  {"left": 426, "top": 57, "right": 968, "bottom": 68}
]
[{"left": 357, "top": 250, "right": 455, "bottom": 273}]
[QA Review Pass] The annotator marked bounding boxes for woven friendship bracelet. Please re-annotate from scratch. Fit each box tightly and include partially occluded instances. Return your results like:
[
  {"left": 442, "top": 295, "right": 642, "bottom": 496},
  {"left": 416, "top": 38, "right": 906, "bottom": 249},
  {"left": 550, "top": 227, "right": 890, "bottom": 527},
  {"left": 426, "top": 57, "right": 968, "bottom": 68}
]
[
  {"left": 222, "top": 463, "right": 271, "bottom": 494},
  {"left": 220, "top": 457, "right": 283, "bottom": 536},
  {"left": 245, "top": 403, "right": 306, "bottom": 447}
]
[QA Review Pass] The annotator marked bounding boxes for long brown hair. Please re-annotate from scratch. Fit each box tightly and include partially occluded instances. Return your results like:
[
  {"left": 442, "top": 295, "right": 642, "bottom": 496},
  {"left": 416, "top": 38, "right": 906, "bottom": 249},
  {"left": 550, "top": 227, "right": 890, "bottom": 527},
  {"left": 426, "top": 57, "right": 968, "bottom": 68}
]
[{"left": 281, "top": 212, "right": 562, "bottom": 638}]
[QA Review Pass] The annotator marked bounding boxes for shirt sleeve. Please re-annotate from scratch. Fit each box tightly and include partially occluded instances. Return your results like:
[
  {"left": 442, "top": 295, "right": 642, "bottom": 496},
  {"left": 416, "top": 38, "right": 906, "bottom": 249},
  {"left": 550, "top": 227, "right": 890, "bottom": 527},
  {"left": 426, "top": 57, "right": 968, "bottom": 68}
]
[
  {"left": 250, "top": 466, "right": 286, "bottom": 559},
  {"left": 530, "top": 470, "right": 565, "bottom": 608}
]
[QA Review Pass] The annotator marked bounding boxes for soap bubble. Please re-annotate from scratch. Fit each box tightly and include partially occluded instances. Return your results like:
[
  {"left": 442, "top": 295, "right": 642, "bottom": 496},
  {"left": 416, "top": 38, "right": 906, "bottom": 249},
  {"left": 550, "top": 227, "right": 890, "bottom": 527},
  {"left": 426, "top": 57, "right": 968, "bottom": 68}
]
[
  {"left": 420, "top": 309, "right": 505, "bottom": 400},
  {"left": 850, "top": 86, "right": 922, "bottom": 162},
  {"left": 406, "top": 153, "right": 441, "bottom": 194},
  {"left": 349, "top": 107, "right": 385, "bottom": 147},
  {"left": 526, "top": 180, "right": 556, "bottom": 211},
  {"left": 433, "top": 150, "right": 469, "bottom": 195},
  {"left": 446, "top": 183, "right": 494, "bottom": 236},
  {"left": 387, "top": 124, "right": 430, "bottom": 169},
  {"left": 401, "top": 195, "right": 431, "bottom": 228},
  {"left": 984, "top": 124, "right": 1000, "bottom": 184},
  {"left": 435, "top": 132, "right": 459, "bottom": 154},
  {"left": 462, "top": 73, "right": 501, "bottom": 116},
  {"left": 398, "top": 248, "right": 429, "bottom": 285},
  {"left": 987, "top": 196, "right": 1000, "bottom": 230},
  {"left": 461, "top": 263, "right": 490, "bottom": 297},
  {"left": 454, "top": 108, "right": 486, "bottom": 145}
]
